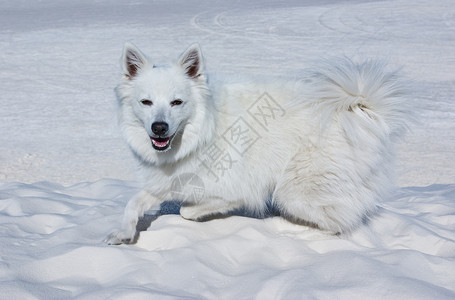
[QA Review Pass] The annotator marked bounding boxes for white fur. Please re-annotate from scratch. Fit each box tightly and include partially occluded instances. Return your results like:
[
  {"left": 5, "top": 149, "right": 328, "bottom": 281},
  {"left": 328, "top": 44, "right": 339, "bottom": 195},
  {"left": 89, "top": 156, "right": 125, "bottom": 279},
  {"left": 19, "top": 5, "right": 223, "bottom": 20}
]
[{"left": 105, "top": 43, "right": 409, "bottom": 245}]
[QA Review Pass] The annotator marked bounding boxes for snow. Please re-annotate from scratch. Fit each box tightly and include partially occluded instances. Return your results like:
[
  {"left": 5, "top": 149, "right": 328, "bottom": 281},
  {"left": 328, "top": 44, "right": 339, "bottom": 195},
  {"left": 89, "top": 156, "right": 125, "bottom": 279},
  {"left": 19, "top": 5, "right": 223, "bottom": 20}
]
[{"left": 0, "top": 0, "right": 454, "bottom": 298}]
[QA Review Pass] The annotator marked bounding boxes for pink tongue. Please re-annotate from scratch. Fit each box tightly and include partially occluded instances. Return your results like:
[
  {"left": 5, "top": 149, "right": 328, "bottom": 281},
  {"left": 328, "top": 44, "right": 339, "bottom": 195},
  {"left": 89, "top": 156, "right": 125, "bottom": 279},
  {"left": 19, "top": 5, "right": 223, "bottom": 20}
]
[{"left": 153, "top": 139, "right": 169, "bottom": 147}]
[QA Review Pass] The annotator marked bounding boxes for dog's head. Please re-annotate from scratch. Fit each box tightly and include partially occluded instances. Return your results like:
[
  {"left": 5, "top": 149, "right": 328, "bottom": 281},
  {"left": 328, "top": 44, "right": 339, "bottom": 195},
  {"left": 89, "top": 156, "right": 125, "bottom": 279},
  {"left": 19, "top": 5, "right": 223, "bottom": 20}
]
[{"left": 116, "top": 43, "right": 215, "bottom": 165}]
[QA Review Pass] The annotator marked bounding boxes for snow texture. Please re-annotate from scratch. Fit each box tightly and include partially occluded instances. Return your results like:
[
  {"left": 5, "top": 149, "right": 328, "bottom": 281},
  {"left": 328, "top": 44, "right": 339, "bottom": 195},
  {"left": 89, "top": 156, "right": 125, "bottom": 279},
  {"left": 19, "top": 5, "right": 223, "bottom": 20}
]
[{"left": 0, "top": 0, "right": 454, "bottom": 298}]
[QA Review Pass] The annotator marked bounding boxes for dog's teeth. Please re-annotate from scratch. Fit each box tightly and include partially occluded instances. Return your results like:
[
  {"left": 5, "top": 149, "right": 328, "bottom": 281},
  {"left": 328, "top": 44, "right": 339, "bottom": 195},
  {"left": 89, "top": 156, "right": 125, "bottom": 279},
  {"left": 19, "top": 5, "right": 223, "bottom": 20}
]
[{"left": 151, "top": 138, "right": 171, "bottom": 149}]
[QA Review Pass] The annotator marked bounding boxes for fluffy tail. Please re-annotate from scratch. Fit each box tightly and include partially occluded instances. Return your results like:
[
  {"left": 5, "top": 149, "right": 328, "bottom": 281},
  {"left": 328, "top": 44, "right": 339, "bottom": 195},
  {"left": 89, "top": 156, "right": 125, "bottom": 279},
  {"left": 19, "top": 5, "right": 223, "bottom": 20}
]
[
  {"left": 291, "top": 58, "right": 412, "bottom": 233},
  {"left": 305, "top": 58, "right": 410, "bottom": 141}
]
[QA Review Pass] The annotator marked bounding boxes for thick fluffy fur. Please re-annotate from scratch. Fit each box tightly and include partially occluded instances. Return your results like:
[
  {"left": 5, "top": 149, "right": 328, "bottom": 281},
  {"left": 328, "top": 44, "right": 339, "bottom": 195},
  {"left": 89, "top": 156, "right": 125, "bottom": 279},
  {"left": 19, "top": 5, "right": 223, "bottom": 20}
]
[{"left": 105, "top": 43, "right": 408, "bottom": 245}]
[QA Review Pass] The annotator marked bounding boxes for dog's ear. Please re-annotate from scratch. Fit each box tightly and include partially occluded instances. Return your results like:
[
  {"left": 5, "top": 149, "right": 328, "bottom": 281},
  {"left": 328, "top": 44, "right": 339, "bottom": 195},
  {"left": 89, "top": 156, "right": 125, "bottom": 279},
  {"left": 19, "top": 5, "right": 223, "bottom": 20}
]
[
  {"left": 122, "top": 42, "right": 148, "bottom": 79},
  {"left": 177, "top": 43, "right": 204, "bottom": 80}
]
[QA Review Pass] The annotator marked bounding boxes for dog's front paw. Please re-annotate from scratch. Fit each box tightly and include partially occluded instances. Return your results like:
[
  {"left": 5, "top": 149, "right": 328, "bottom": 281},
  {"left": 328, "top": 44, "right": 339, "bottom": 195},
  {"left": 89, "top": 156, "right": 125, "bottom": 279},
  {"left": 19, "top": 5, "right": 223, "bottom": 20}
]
[{"left": 104, "top": 231, "right": 133, "bottom": 245}]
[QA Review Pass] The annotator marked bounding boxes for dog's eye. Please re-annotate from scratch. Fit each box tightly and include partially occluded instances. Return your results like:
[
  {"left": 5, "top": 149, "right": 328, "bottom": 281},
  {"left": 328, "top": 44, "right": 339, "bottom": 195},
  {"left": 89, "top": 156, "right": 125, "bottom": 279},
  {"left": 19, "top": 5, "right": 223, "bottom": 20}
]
[
  {"left": 141, "top": 99, "right": 153, "bottom": 106},
  {"left": 170, "top": 99, "right": 183, "bottom": 107}
]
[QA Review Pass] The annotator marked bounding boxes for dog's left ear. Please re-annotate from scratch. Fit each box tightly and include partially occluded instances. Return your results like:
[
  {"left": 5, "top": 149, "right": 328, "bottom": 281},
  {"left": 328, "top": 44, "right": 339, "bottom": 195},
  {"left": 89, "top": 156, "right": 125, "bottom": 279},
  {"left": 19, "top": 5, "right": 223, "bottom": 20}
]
[
  {"left": 122, "top": 42, "right": 148, "bottom": 79},
  {"left": 177, "top": 43, "right": 204, "bottom": 80}
]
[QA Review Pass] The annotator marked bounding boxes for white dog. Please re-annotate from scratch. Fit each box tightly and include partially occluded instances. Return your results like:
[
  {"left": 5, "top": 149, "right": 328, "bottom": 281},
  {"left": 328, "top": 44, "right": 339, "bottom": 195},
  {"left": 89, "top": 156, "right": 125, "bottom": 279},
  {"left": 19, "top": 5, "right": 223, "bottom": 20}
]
[{"left": 105, "top": 43, "right": 408, "bottom": 245}]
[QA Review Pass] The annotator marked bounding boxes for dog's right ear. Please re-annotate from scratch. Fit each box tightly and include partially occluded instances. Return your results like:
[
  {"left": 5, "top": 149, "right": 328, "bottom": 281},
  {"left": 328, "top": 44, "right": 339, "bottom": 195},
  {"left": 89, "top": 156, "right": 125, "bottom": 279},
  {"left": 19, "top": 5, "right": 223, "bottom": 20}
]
[{"left": 122, "top": 42, "right": 148, "bottom": 79}]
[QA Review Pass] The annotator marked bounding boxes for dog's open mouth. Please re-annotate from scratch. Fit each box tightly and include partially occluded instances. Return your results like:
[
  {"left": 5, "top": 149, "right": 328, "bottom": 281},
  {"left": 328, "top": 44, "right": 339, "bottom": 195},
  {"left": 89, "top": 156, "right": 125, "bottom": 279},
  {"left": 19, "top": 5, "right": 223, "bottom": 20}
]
[{"left": 150, "top": 135, "right": 175, "bottom": 152}]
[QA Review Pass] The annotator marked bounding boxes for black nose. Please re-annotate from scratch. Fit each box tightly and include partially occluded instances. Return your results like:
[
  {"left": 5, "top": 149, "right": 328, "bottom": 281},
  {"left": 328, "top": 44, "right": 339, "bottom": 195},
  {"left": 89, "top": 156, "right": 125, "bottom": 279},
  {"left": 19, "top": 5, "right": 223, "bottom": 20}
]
[{"left": 151, "top": 122, "right": 169, "bottom": 136}]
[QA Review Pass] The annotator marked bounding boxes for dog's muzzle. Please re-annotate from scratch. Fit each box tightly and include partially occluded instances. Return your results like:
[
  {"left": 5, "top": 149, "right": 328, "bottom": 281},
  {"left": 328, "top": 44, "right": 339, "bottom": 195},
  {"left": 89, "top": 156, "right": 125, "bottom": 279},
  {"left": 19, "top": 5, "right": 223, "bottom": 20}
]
[{"left": 150, "top": 122, "right": 174, "bottom": 151}]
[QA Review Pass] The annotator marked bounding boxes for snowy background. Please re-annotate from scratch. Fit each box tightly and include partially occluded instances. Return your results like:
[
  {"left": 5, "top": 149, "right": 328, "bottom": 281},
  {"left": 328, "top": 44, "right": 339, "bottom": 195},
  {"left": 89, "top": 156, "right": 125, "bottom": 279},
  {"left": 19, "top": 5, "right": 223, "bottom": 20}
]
[{"left": 1, "top": 0, "right": 454, "bottom": 298}]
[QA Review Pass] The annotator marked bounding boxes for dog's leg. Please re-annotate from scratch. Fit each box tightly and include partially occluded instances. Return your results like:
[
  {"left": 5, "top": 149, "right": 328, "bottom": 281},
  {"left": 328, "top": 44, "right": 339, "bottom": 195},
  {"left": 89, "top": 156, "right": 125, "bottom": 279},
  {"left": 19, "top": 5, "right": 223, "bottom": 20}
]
[
  {"left": 105, "top": 190, "right": 160, "bottom": 245},
  {"left": 180, "top": 198, "right": 243, "bottom": 221},
  {"left": 274, "top": 141, "right": 379, "bottom": 234}
]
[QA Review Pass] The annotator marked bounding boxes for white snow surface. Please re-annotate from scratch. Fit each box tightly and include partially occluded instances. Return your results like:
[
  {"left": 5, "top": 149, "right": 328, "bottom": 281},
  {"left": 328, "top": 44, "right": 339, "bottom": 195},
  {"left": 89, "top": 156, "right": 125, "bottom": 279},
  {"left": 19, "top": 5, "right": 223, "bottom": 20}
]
[{"left": 1, "top": 0, "right": 454, "bottom": 298}]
